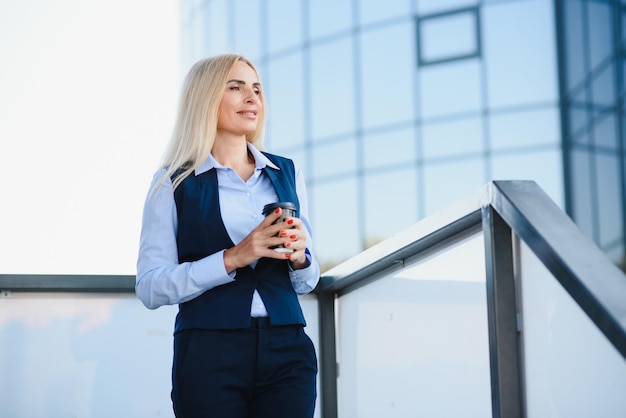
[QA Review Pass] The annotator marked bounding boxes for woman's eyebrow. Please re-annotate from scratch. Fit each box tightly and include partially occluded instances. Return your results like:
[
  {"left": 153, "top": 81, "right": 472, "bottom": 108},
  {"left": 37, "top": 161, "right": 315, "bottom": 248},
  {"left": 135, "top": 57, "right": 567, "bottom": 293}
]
[{"left": 227, "top": 79, "right": 262, "bottom": 87}]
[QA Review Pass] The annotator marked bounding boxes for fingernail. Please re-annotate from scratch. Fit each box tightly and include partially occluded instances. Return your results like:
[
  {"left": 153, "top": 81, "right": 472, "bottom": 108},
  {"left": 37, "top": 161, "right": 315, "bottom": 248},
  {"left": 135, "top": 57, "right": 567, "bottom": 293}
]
[
  {"left": 275, "top": 207, "right": 281, "bottom": 214},
  {"left": 287, "top": 219, "right": 294, "bottom": 225},
  {"left": 279, "top": 230, "right": 287, "bottom": 237},
  {"left": 284, "top": 253, "right": 291, "bottom": 258},
  {"left": 289, "top": 234, "right": 296, "bottom": 239},
  {"left": 285, "top": 242, "right": 291, "bottom": 247}
]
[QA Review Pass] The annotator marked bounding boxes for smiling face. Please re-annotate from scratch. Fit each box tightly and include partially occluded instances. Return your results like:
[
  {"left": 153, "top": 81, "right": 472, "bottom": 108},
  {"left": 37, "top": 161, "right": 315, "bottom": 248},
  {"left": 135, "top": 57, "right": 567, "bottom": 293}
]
[{"left": 216, "top": 60, "right": 263, "bottom": 141}]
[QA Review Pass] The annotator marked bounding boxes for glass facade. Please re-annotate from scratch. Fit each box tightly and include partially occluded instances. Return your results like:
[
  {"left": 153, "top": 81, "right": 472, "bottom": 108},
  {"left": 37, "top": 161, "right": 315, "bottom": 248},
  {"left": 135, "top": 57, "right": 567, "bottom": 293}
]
[
  {"left": 180, "top": 0, "right": 626, "bottom": 271},
  {"left": 558, "top": 0, "right": 626, "bottom": 268}
]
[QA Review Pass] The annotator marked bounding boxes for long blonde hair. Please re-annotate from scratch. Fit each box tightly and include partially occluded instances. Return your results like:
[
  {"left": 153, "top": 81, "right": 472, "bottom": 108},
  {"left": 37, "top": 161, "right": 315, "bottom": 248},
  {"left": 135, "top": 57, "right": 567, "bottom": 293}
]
[{"left": 153, "top": 54, "right": 266, "bottom": 194}]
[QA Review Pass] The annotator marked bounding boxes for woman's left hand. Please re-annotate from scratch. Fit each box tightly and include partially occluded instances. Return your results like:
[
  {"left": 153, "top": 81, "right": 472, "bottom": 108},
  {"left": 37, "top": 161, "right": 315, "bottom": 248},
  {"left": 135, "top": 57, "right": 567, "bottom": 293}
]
[{"left": 280, "top": 217, "right": 309, "bottom": 270}]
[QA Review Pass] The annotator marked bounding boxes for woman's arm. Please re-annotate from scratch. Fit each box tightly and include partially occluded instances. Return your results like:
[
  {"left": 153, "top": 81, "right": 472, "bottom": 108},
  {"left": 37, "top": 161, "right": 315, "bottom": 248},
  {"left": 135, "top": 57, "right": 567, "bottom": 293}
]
[{"left": 135, "top": 171, "right": 235, "bottom": 309}]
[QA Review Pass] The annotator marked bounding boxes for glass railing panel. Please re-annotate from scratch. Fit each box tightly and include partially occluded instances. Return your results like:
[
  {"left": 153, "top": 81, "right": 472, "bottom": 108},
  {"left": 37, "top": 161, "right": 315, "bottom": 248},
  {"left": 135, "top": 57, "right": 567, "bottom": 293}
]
[
  {"left": 336, "top": 231, "right": 492, "bottom": 417},
  {"left": 0, "top": 293, "right": 177, "bottom": 418},
  {"left": 0, "top": 291, "right": 321, "bottom": 418},
  {"left": 518, "top": 240, "right": 626, "bottom": 416}
]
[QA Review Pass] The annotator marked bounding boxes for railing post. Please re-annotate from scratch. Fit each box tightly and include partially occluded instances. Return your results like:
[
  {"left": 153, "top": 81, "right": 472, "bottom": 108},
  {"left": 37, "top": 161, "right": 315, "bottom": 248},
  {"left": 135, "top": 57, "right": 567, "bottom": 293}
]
[
  {"left": 483, "top": 205, "right": 524, "bottom": 418},
  {"left": 318, "top": 290, "right": 338, "bottom": 418}
]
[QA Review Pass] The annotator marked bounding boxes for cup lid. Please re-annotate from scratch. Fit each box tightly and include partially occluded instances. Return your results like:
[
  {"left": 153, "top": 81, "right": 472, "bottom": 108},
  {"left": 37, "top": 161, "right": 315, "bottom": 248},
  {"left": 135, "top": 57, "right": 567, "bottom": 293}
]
[{"left": 262, "top": 201, "right": 297, "bottom": 216}]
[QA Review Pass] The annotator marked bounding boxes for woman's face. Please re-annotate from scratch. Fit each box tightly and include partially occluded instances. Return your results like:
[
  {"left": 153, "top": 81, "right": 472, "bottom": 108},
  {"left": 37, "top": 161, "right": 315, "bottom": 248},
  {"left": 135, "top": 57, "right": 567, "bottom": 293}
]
[{"left": 216, "top": 60, "right": 263, "bottom": 140}]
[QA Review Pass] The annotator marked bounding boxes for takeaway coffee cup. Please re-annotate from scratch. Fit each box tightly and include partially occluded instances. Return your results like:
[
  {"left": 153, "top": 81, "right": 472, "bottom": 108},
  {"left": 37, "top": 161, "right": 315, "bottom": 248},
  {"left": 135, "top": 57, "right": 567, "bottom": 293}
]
[{"left": 262, "top": 201, "right": 297, "bottom": 253}]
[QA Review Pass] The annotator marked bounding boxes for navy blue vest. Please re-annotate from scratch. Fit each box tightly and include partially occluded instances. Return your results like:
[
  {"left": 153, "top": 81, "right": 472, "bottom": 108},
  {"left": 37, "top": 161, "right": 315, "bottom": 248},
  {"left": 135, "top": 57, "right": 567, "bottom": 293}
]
[{"left": 172, "top": 152, "right": 306, "bottom": 332}]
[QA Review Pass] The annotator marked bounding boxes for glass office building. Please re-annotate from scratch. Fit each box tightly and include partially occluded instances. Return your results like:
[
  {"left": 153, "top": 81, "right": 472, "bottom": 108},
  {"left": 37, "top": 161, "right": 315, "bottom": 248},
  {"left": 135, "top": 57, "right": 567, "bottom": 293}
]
[{"left": 179, "top": 0, "right": 626, "bottom": 271}]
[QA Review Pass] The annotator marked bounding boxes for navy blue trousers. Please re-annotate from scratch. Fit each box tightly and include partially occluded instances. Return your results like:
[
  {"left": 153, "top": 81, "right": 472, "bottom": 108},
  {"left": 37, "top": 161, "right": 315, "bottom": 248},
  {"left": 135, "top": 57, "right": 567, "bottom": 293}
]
[{"left": 171, "top": 318, "right": 317, "bottom": 418}]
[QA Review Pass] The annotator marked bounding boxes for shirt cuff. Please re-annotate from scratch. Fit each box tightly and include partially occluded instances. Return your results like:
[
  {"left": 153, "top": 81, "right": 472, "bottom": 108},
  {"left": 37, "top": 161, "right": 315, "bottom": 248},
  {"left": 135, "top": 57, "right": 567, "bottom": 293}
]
[{"left": 189, "top": 249, "right": 236, "bottom": 289}]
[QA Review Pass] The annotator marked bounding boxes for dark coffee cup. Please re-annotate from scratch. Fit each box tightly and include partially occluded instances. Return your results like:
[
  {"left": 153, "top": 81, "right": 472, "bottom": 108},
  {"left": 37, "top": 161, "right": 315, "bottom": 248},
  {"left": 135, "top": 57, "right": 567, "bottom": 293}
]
[{"left": 262, "top": 202, "right": 297, "bottom": 253}]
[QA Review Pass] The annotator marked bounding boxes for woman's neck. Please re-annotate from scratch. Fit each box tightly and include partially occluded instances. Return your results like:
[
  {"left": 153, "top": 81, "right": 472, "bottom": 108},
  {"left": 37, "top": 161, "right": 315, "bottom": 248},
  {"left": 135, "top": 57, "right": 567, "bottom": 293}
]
[{"left": 212, "top": 137, "right": 255, "bottom": 180}]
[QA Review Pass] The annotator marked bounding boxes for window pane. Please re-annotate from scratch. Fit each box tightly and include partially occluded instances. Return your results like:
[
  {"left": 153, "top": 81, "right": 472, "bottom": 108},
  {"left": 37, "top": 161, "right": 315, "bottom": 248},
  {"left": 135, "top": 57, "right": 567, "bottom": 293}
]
[
  {"left": 265, "top": 52, "right": 306, "bottom": 150},
  {"left": 419, "top": 59, "right": 482, "bottom": 118},
  {"left": 594, "top": 113, "right": 618, "bottom": 150},
  {"left": 311, "top": 137, "right": 357, "bottom": 181},
  {"left": 483, "top": 0, "right": 558, "bottom": 107},
  {"left": 417, "top": 0, "right": 479, "bottom": 15},
  {"left": 588, "top": 1, "right": 613, "bottom": 71},
  {"left": 363, "top": 127, "right": 416, "bottom": 170},
  {"left": 267, "top": 0, "right": 303, "bottom": 54},
  {"left": 311, "top": 177, "right": 361, "bottom": 267},
  {"left": 207, "top": 0, "right": 229, "bottom": 55},
  {"left": 490, "top": 107, "right": 560, "bottom": 150},
  {"left": 309, "top": 0, "right": 352, "bottom": 39},
  {"left": 491, "top": 149, "right": 564, "bottom": 208},
  {"left": 591, "top": 67, "right": 616, "bottom": 110},
  {"left": 310, "top": 37, "right": 356, "bottom": 139},
  {"left": 419, "top": 8, "right": 479, "bottom": 64},
  {"left": 359, "top": 0, "right": 411, "bottom": 26},
  {"left": 596, "top": 153, "right": 622, "bottom": 248},
  {"left": 364, "top": 168, "right": 418, "bottom": 247},
  {"left": 570, "top": 147, "right": 595, "bottom": 237},
  {"left": 422, "top": 116, "right": 483, "bottom": 159},
  {"left": 360, "top": 22, "right": 415, "bottom": 128},
  {"left": 564, "top": 0, "right": 586, "bottom": 91},
  {"left": 423, "top": 158, "right": 485, "bottom": 215},
  {"left": 569, "top": 104, "right": 590, "bottom": 143},
  {"left": 233, "top": 0, "right": 262, "bottom": 61}
]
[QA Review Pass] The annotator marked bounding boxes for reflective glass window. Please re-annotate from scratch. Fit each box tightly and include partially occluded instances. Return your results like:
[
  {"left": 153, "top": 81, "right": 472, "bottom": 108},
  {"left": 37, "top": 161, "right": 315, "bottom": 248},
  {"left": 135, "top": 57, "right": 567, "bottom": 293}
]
[
  {"left": 565, "top": 0, "right": 586, "bottom": 91},
  {"left": 418, "top": 8, "right": 480, "bottom": 65},
  {"left": 417, "top": 0, "right": 479, "bottom": 15},
  {"left": 422, "top": 116, "right": 483, "bottom": 159},
  {"left": 233, "top": 0, "right": 262, "bottom": 61},
  {"left": 423, "top": 157, "right": 485, "bottom": 215},
  {"left": 364, "top": 168, "right": 418, "bottom": 247},
  {"left": 360, "top": 22, "right": 415, "bottom": 128},
  {"left": 490, "top": 107, "right": 560, "bottom": 150},
  {"left": 359, "top": 0, "right": 411, "bottom": 26},
  {"left": 419, "top": 59, "right": 482, "bottom": 118},
  {"left": 311, "top": 177, "right": 361, "bottom": 267},
  {"left": 265, "top": 52, "right": 306, "bottom": 150},
  {"left": 623, "top": 9, "right": 626, "bottom": 43},
  {"left": 594, "top": 113, "right": 618, "bottom": 150},
  {"left": 483, "top": 0, "right": 558, "bottom": 107},
  {"left": 267, "top": 0, "right": 303, "bottom": 54},
  {"left": 309, "top": 0, "right": 352, "bottom": 40},
  {"left": 595, "top": 152, "right": 623, "bottom": 247},
  {"left": 570, "top": 146, "right": 595, "bottom": 237},
  {"left": 569, "top": 103, "right": 590, "bottom": 143},
  {"left": 588, "top": 1, "right": 613, "bottom": 71},
  {"left": 311, "top": 137, "right": 357, "bottom": 181},
  {"left": 491, "top": 149, "right": 564, "bottom": 208},
  {"left": 363, "top": 127, "right": 416, "bottom": 170},
  {"left": 310, "top": 37, "right": 356, "bottom": 139},
  {"left": 591, "top": 67, "right": 616, "bottom": 110}
]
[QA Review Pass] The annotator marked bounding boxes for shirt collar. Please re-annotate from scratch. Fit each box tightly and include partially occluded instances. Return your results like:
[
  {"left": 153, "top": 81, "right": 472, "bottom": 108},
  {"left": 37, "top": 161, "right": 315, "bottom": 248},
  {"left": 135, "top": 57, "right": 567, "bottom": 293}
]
[{"left": 194, "top": 142, "right": 279, "bottom": 175}]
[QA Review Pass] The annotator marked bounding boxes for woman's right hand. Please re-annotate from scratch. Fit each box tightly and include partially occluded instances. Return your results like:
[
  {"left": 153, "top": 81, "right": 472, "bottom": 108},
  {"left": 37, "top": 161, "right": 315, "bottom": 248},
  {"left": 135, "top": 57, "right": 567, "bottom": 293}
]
[{"left": 222, "top": 207, "right": 290, "bottom": 273}]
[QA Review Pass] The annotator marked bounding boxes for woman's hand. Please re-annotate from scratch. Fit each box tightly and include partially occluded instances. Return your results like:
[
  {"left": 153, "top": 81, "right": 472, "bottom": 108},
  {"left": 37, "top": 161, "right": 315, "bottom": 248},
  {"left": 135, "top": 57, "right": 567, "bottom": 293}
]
[{"left": 223, "top": 207, "right": 309, "bottom": 273}]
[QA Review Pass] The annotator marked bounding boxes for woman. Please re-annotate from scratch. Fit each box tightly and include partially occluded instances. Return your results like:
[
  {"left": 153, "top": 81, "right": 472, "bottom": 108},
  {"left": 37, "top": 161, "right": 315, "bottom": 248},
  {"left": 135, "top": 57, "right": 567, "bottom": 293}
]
[{"left": 136, "top": 54, "right": 320, "bottom": 418}]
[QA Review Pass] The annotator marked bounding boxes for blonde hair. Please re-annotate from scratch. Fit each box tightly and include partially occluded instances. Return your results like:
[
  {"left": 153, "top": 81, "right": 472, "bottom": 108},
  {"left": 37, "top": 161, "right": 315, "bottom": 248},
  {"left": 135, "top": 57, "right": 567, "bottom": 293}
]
[{"left": 153, "top": 54, "right": 266, "bottom": 193}]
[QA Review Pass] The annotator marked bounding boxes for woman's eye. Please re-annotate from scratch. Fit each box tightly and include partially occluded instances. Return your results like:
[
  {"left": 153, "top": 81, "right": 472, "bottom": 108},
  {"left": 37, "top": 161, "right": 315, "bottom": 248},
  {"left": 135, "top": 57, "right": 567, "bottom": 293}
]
[
  {"left": 229, "top": 85, "right": 240, "bottom": 91},
  {"left": 254, "top": 90, "right": 261, "bottom": 95}
]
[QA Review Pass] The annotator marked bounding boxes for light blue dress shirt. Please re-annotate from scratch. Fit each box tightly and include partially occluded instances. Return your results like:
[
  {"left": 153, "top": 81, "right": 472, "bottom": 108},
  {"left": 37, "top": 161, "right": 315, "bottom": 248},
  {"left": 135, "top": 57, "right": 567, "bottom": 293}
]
[{"left": 136, "top": 143, "right": 320, "bottom": 316}]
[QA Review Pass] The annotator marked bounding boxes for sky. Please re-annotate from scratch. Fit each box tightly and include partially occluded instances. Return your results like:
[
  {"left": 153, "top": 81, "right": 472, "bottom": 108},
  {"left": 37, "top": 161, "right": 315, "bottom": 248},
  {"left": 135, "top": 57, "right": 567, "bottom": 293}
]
[{"left": 0, "top": 0, "right": 181, "bottom": 275}]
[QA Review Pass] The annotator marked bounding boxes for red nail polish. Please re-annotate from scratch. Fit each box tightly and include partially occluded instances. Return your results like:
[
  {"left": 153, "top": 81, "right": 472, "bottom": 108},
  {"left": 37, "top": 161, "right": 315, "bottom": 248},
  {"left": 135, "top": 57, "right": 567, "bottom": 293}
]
[
  {"left": 275, "top": 207, "right": 281, "bottom": 214},
  {"left": 284, "top": 253, "right": 291, "bottom": 258},
  {"left": 287, "top": 219, "right": 294, "bottom": 225},
  {"left": 290, "top": 234, "right": 296, "bottom": 239},
  {"left": 279, "top": 230, "right": 287, "bottom": 237},
  {"left": 285, "top": 242, "right": 291, "bottom": 247}
]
